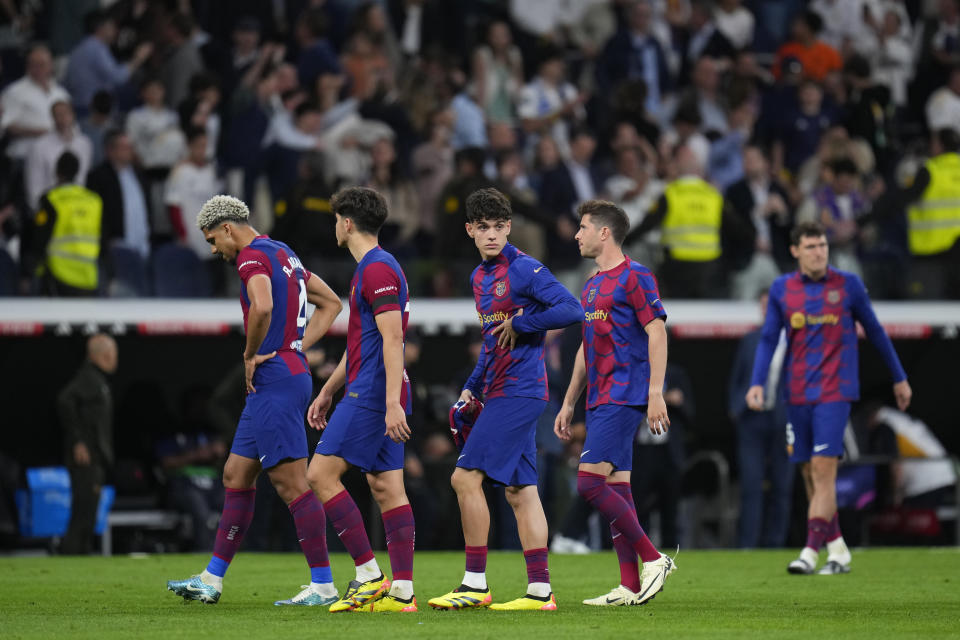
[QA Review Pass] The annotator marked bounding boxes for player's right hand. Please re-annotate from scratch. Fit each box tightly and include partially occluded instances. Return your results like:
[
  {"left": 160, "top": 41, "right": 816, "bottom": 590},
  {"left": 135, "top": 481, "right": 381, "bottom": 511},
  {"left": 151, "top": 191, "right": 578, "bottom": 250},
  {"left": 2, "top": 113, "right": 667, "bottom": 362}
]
[
  {"left": 307, "top": 389, "right": 333, "bottom": 430},
  {"left": 745, "top": 385, "right": 765, "bottom": 411},
  {"left": 554, "top": 404, "right": 574, "bottom": 441},
  {"left": 458, "top": 389, "right": 474, "bottom": 404},
  {"left": 244, "top": 351, "right": 276, "bottom": 394},
  {"left": 385, "top": 402, "right": 411, "bottom": 443}
]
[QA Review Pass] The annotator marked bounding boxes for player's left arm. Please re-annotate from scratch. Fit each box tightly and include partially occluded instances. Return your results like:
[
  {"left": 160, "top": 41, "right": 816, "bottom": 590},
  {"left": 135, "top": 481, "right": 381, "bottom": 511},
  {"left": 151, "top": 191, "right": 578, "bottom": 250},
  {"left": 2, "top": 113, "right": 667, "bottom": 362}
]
[
  {"left": 849, "top": 275, "right": 911, "bottom": 410},
  {"left": 645, "top": 317, "right": 670, "bottom": 435},
  {"left": 376, "top": 309, "right": 411, "bottom": 443},
  {"left": 301, "top": 272, "right": 343, "bottom": 351},
  {"left": 494, "top": 261, "right": 581, "bottom": 349},
  {"left": 243, "top": 274, "right": 276, "bottom": 393}
]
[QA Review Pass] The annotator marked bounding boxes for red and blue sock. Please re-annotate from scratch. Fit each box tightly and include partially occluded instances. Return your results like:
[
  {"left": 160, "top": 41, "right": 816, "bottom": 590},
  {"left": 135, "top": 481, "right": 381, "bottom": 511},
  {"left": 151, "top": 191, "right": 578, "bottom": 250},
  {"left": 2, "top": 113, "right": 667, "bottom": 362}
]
[
  {"left": 206, "top": 487, "right": 256, "bottom": 578},
  {"left": 288, "top": 490, "right": 332, "bottom": 584},
  {"left": 805, "top": 517, "right": 831, "bottom": 551},
  {"left": 608, "top": 482, "right": 642, "bottom": 591},
  {"left": 826, "top": 513, "right": 842, "bottom": 542},
  {"left": 382, "top": 503, "right": 415, "bottom": 581},
  {"left": 323, "top": 489, "right": 375, "bottom": 566},
  {"left": 523, "top": 547, "right": 549, "bottom": 585},
  {"left": 577, "top": 471, "right": 660, "bottom": 563},
  {"left": 465, "top": 545, "right": 487, "bottom": 574}
]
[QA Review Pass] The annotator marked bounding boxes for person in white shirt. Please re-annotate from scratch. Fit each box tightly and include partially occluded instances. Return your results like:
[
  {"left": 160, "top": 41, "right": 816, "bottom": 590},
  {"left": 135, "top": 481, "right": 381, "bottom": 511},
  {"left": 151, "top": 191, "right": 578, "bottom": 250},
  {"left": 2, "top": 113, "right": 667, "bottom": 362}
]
[
  {"left": 714, "top": 0, "right": 755, "bottom": 50},
  {"left": 165, "top": 128, "right": 222, "bottom": 261},
  {"left": 809, "top": 0, "right": 871, "bottom": 53},
  {"left": 24, "top": 101, "right": 93, "bottom": 209},
  {"left": 604, "top": 145, "right": 664, "bottom": 267},
  {"left": 126, "top": 78, "right": 186, "bottom": 171},
  {"left": 517, "top": 49, "right": 585, "bottom": 160},
  {"left": 856, "top": 6, "right": 914, "bottom": 107},
  {"left": 925, "top": 67, "right": 960, "bottom": 133},
  {"left": 0, "top": 44, "right": 72, "bottom": 159}
]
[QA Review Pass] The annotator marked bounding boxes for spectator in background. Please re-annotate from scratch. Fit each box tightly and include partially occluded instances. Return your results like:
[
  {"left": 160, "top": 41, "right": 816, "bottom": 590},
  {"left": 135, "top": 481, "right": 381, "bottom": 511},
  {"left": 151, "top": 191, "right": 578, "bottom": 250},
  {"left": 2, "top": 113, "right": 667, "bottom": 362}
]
[
  {"left": 519, "top": 47, "right": 585, "bottom": 160},
  {"left": 925, "top": 66, "right": 960, "bottom": 133},
  {"left": 365, "top": 135, "right": 422, "bottom": 256},
  {"left": 23, "top": 152, "right": 103, "bottom": 296},
  {"left": 449, "top": 73, "right": 488, "bottom": 150},
  {"left": 203, "top": 16, "right": 264, "bottom": 104},
  {"left": 350, "top": 2, "right": 402, "bottom": 73},
  {"left": 158, "top": 13, "right": 205, "bottom": 109},
  {"left": 604, "top": 145, "right": 664, "bottom": 267},
  {"left": 856, "top": 4, "right": 914, "bottom": 109},
  {"left": 773, "top": 10, "right": 842, "bottom": 83},
  {"left": 178, "top": 73, "right": 222, "bottom": 161},
  {"left": 708, "top": 99, "right": 755, "bottom": 191},
  {"left": 25, "top": 101, "right": 93, "bottom": 209},
  {"left": 295, "top": 7, "right": 341, "bottom": 89},
  {"left": 809, "top": 0, "right": 870, "bottom": 55},
  {"left": 799, "top": 157, "right": 870, "bottom": 276},
  {"left": 662, "top": 56, "right": 729, "bottom": 137},
  {"left": 912, "top": 0, "right": 960, "bottom": 116},
  {"left": 0, "top": 44, "right": 71, "bottom": 160},
  {"left": 596, "top": 0, "right": 672, "bottom": 119},
  {"left": 843, "top": 55, "right": 898, "bottom": 176},
  {"left": 728, "top": 290, "right": 791, "bottom": 548},
  {"left": 411, "top": 108, "right": 454, "bottom": 235},
  {"left": 674, "top": 1, "right": 736, "bottom": 83},
  {"left": 58, "top": 334, "right": 117, "bottom": 554},
  {"left": 87, "top": 131, "right": 152, "bottom": 263},
  {"left": 79, "top": 91, "right": 116, "bottom": 167},
  {"left": 714, "top": 0, "right": 755, "bottom": 50},
  {"left": 725, "top": 144, "right": 792, "bottom": 300},
  {"left": 470, "top": 19, "right": 523, "bottom": 125},
  {"left": 774, "top": 79, "right": 836, "bottom": 176},
  {"left": 63, "top": 9, "right": 153, "bottom": 116},
  {"left": 126, "top": 78, "right": 186, "bottom": 175},
  {"left": 341, "top": 31, "right": 392, "bottom": 101},
  {"left": 165, "top": 127, "right": 221, "bottom": 269}
]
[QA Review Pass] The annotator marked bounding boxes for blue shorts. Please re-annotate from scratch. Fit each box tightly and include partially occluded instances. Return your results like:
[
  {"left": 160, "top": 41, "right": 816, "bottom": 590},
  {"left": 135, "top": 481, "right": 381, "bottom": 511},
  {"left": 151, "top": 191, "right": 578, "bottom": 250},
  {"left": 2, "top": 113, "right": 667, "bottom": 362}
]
[
  {"left": 315, "top": 401, "right": 403, "bottom": 473},
  {"left": 582, "top": 404, "right": 646, "bottom": 471},
  {"left": 786, "top": 402, "right": 850, "bottom": 462},
  {"left": 231, "top": 374, "right": 312, "bottom": 469},
  {"left": 456, "top": 397, "right": 547, "bottom": 487}
]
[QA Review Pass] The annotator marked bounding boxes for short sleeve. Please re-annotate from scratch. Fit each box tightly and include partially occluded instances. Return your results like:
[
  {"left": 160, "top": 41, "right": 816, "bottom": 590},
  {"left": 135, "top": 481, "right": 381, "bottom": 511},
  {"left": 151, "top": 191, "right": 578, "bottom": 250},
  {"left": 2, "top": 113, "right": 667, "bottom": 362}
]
[
  {"left": 627, "top": 268, "right": 666, "bottom": 327},
  {"left": 236, "top": 248, "right": 272, "bottom": 284},
  {"left": 361, "top": 261, "right": 402, "bottom": 314}
]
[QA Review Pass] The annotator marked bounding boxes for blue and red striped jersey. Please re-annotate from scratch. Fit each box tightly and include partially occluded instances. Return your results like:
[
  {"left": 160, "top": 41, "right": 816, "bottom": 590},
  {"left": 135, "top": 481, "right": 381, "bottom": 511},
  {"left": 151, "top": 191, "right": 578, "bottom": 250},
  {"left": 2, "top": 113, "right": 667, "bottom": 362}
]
[
  {"left": 751, "top": 267, "right": 907, "bottom": 405},
  {"left": 464, "top": 243, "right": 582, "bottom": 401},
  {"left": 581, "top": 257, "right": 666, "bottom": 410},
  {"left": 342, "top": 246, "right": 411, "bottom": 414},
  {"left": 236, "top": 235, "right": 311, "bottom": 386}
]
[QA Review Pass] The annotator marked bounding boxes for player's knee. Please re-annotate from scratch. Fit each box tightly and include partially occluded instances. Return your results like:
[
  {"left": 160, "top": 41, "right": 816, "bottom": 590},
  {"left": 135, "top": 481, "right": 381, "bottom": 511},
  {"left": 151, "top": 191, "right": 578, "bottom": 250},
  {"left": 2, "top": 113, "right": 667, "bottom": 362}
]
[
  {"left": 306, "top": 464, "right": 325, "bottom": 493},
  {"left": 450, "top": 468, "right": 479, "bottom": 495}
]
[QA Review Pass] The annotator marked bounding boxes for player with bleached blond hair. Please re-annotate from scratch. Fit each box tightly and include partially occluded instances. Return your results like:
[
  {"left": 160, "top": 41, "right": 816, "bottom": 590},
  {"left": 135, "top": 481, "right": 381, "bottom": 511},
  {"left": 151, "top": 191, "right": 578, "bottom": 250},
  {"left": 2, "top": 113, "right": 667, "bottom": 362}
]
[{"left": 167, "top": 195, "right": 345, "bottom": 606}]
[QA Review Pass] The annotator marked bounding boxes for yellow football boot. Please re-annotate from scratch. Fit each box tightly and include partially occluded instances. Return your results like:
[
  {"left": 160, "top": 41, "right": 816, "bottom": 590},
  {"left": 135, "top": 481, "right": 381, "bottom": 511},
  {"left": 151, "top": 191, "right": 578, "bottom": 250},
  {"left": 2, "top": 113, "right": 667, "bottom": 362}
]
[
  {"left": 427, "top": 585, "right": 493, "bottom": 610},
  {"left": 354, "top": 593, "right": 418, "bottom": 612},
  {"left": 328, "top": 575, "right": 391, "bottom": 612},
  {"left": 489, "top": 592, "right": 557, "bottom": 611}
]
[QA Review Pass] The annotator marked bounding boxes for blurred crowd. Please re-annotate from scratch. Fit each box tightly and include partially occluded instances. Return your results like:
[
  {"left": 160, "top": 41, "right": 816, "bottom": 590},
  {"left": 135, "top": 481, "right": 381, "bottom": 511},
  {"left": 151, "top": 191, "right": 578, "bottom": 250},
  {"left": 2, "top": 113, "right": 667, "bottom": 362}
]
[{"left": 1, "top": 0, "right": 959, "bottom": 300}]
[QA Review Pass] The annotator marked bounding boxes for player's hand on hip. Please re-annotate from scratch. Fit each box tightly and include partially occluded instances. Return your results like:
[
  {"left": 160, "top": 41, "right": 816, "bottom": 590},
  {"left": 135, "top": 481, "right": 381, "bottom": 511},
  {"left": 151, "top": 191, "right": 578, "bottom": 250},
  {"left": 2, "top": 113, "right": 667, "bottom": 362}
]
[
  {"left": 307, "top": 389, "right": 332, "bottom": 430},
  {"left": 554, "top": 404, "right": 574, "bottom": 441},
  {"left": 893, "top": 380, "right": 912, "bottom": 411},
  {"left": 647, "top": 391, "right": 670, "bottom": 435},
  {"left": 492, "top": 309, "right": 522, "bottom": 350},
  {"left": 385, "top": 402, "right": 411, "bottom": 443},
  {"left": 745, "top": 385, "right": 765, "bottom": 411},
  {"left": 244, "top": 351, "right": 276, "bottom": 394}
]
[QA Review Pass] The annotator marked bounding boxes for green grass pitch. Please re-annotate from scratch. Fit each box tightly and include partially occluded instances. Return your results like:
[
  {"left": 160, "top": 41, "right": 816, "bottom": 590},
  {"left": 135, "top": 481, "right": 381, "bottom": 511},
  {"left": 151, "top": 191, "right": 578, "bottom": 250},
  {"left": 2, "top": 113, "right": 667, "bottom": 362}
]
[{"left": 1, "top": 549, "right": 959, "bottom": 639}]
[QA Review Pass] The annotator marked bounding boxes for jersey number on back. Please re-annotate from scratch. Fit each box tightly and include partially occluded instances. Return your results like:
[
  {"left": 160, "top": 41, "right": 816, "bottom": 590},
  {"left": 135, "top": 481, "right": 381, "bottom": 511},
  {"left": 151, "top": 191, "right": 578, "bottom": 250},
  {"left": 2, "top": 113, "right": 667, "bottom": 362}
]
[{"left": 297, "top": 279, "right": 307, "bottom": 329}]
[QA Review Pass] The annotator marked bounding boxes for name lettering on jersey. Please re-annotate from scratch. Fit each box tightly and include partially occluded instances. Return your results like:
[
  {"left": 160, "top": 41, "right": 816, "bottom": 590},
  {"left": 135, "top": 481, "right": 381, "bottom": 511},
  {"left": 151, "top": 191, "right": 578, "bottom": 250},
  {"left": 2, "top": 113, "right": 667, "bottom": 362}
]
[
  {"left": 238, "top": 260, "right": 262, "bottom": 271},
  {"left": 790, "top": 312, "right": 840, "bottom": 329},
  {"left": 585, "top": 309, "right": 609, "bottom": 322},
  {"left": 478, "top": 310, "right": 510, "bottom": 325},
  {"left": 281, "top": 255, "right": 305, "bottom": 278},
  {"left": 374, "top": 285, "right": 398, "bottom": 295}
]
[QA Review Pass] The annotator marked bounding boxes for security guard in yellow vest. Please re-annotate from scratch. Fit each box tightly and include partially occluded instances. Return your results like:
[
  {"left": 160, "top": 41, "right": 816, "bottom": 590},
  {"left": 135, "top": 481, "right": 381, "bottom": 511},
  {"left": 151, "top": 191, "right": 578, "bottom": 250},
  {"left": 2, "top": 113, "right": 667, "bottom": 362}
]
[
  {"left": 23, "top": 151, "right": 103, "bottom": 296},
  {"left": 881, "top": 129, "right": 960, "bottom": 298},
  {"left": 625, "top": 146, "right": 746, "bottom": 297}
]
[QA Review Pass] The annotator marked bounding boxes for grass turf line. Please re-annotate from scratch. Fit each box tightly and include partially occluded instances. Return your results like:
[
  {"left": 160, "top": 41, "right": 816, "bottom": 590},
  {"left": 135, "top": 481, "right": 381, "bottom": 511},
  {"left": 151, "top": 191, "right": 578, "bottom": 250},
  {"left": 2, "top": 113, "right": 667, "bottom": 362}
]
[{"left": 1, "top": 549, "right": 959, "bottom": 639}]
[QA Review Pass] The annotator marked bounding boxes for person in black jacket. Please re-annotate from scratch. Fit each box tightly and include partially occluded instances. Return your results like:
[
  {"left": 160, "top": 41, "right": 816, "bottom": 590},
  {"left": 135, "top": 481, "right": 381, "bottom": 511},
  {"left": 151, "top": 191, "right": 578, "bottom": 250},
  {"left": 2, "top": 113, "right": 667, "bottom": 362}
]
[{"left": 58, "top": 334, "right": 117, "bottom": 554}]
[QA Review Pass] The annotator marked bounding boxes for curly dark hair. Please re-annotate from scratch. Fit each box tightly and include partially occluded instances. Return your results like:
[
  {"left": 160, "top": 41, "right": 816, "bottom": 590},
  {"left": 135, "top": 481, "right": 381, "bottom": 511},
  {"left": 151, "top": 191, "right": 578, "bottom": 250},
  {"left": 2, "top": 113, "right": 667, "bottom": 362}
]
[
  {"left": 790, "top": 221, "right": 826, "bottom": 246},
  {"left": 331, "top": 186, "right": 388, "bottom": 234},
  {"left": 577, "top": 200, "right": 629, "bottom": 245},
  {"left": 465, "top": 187, "right": 512, "bottom": 224}
]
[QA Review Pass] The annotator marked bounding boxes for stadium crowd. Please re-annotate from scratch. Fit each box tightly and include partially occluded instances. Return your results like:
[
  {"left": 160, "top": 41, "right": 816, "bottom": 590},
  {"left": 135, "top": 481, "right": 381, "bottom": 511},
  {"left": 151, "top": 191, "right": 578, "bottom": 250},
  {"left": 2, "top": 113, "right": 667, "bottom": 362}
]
[{"left": 1, "top": 0, "right": 959, "bottom": 300}]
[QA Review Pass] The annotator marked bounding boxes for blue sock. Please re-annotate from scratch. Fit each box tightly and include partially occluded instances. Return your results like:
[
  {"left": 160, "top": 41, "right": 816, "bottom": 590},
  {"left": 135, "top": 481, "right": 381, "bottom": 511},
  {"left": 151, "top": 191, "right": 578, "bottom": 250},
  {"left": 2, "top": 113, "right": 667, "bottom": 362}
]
[
  {"left": 310, "top": 565, "right": 333, "bottom": 584},
  {"left": 206, "top": 555, "right": 229, "bottom": 578}
]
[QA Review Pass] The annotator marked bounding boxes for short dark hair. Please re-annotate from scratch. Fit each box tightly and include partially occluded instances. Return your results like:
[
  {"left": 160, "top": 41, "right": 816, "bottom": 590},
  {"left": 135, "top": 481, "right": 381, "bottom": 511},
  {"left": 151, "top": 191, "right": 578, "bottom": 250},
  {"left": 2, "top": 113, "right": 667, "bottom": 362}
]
[
  {"left": 936, "top": 127, "right": 960, "bottom": 153},
  {"left": 331, "top": 186, "right": 388, "bottom": 235},
  {"left": 799, "top": 10, "right": 823, "bottom": 34},
  {"left": 104, "top": 128, "right": 126, "bottom": 148},
  {"left": 184, "top": 125, "right": 207, "bottom": 143},
  {"left": 84, "top": 9, "right": 111, "bottom": 34},
  {"left": 90, "top": 90, "right": 113, "bottom": 115},
  {"left": 56, "top": 151, "right": 80, "bottom": 182},
  {"left": 577, "top": 200, "right": 630, "bottom": 245},
  {"left": 790, "top": 221, "right": 826, "bottom": 246},
  {"left": 828, "top": 157, "right": 859, "bottom": 176},
  {"left": 465, "top": 187, "right": 512, "bottom": 224}
]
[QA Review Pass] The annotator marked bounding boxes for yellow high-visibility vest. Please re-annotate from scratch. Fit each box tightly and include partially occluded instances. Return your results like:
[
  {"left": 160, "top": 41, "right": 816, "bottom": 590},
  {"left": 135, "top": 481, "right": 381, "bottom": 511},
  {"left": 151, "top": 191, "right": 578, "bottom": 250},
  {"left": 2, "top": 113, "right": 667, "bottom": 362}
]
[
  {"left": 908, "top": 153, "right": 960, "bottom": 256},
  {"left": 45, "top": 184, "right": 102, "bottom": 290},
  {"left": 662, "top": 177, "right": 723, "bottom": 262}
]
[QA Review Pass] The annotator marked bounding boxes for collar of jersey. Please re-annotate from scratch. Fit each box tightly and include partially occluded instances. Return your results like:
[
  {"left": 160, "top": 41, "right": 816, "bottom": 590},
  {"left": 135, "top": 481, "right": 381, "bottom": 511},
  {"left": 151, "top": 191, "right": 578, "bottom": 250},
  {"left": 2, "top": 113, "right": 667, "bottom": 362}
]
[
  {"left": 798, "top": 266, "right": 835, "bottom": 284},
  {"left": 482, "top": 242, "right": 517, "bottom": 266}
]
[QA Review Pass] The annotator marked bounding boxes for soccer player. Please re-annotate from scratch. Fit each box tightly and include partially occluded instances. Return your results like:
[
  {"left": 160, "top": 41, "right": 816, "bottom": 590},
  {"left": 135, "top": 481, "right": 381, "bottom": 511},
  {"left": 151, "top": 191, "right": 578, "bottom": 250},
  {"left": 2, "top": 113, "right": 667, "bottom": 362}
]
[
  {"left": 747, "top": 221, "right": 912, "bottom": 575},
  {"left": 167, "top": 195, "right": 343, "bottom": 605},
  {"left": 555, "top": 199, "right": 677, "bottom": 607},
  {"left": 305, "top": 187, "right": 417, "bottom": 613},
  {"left": 428, "top": 188, "right": 582, "bottom": 612}
]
